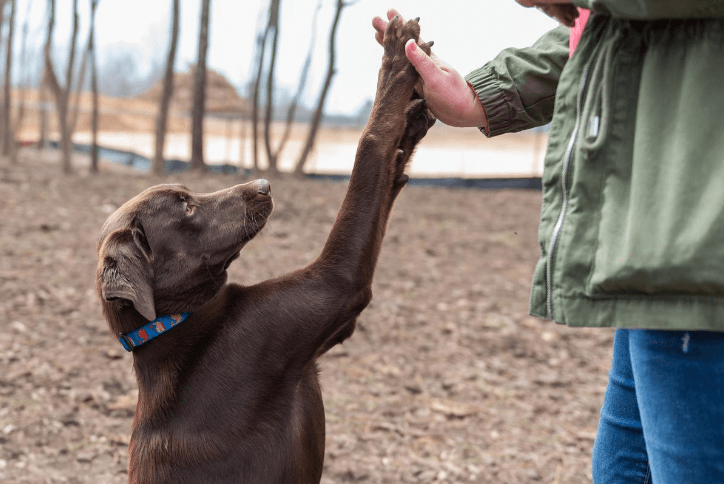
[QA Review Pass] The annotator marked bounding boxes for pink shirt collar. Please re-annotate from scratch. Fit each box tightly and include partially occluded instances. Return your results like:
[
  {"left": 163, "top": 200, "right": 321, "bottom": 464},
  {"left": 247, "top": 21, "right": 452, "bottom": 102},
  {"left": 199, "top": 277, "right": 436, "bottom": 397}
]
[{"left": 569, "top": 8, "right": 591, "bottom": 57}]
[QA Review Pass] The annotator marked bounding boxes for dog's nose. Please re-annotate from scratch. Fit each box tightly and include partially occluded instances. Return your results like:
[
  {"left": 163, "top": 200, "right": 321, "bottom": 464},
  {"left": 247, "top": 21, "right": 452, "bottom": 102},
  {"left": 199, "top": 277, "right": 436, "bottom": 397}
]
[{"left": 257, "top": 179, "right": 271, "bottom": 196}]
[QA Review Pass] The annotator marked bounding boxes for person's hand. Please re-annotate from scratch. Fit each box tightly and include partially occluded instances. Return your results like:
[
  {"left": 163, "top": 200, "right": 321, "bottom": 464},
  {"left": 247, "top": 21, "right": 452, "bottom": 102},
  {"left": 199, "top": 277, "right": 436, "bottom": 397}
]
[
  {"left": 515, "top": 0, "right": 579, "bottom": 27},
  {"left": 372, "top": 9, "right": 487, "bottom": 128}
]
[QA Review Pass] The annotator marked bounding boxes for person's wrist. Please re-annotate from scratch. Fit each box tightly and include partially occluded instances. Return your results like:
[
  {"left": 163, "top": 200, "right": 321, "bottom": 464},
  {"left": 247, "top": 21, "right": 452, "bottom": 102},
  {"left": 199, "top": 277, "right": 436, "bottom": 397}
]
[{"left": 466, "top": 81, "right": 489, "bottom": 131}]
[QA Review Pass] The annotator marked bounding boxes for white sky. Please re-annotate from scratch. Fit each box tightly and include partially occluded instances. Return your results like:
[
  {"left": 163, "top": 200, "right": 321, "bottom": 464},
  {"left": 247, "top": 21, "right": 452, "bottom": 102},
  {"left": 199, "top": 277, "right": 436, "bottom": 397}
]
[{"left": 16, "top": 0, "right": 559, "bottom": 115}]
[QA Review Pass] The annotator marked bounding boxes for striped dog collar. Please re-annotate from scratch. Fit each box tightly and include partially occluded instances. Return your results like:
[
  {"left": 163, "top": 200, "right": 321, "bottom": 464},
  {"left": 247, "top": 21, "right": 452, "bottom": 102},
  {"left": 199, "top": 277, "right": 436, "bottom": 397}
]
[{"left": 119, "top": 313, "right": 190, "bottom": 352}]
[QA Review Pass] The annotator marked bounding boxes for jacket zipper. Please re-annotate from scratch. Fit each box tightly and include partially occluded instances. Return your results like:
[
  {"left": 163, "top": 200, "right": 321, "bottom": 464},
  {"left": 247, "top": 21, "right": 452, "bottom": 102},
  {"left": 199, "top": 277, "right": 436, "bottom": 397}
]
[{"left": 545, "top": 44, "right": 600, "bottom": 320}]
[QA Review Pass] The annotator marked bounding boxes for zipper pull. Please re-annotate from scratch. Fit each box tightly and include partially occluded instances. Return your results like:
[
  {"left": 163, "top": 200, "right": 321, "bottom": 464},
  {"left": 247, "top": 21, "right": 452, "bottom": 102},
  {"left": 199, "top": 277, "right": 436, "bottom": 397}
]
[{"left": 589, "top": 115, "right": 600, "bottom": 139}]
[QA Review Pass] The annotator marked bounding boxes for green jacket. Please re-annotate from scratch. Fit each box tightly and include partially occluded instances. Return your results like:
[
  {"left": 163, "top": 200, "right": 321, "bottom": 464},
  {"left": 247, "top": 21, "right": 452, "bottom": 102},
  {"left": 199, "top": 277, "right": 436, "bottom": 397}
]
[{"left": 466, "top": 1, "right": 724, "bottom": 331}]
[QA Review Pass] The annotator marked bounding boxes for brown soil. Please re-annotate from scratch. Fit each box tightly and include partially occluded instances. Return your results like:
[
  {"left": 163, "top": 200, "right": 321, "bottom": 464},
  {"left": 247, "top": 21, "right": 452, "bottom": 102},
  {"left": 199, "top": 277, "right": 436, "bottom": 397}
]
[{"left": 0, "top": 150, "right": 613, "bottom": 483}]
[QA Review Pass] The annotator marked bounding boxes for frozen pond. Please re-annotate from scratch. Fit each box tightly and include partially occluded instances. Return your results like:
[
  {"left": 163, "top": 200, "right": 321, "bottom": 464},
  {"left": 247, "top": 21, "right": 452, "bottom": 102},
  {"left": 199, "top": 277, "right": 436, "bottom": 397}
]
[{"left": 72, "top": 129, "right": 547, "bottom": 178}]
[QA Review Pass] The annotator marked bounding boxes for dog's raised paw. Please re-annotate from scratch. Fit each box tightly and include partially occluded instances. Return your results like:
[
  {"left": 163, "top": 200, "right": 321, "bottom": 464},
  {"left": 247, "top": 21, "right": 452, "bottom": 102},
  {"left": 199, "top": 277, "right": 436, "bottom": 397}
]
[{"left": 380, "top": 17, "right": 422, "bottom": 92}]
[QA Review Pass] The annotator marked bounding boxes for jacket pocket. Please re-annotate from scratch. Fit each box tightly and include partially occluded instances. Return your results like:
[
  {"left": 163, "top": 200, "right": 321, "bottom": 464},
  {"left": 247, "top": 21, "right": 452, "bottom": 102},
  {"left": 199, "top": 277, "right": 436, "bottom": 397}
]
[
  {"left": 587, "top": 25, "right": 724, "bottom": 297},
  {"left": 589, "top": 182, "right": 724, "bottom": 297}
]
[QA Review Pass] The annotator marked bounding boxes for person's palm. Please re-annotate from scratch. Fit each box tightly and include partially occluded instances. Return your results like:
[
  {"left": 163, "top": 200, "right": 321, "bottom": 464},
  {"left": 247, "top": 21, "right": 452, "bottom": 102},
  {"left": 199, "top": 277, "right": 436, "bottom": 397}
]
[{"left": 372, "top": 9, "right": 487, "bottom": 128}]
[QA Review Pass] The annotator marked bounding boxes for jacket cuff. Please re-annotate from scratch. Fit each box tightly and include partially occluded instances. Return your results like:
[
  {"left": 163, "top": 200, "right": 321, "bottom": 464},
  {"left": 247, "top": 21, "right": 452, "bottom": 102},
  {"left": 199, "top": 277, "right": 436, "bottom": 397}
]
[{"left": 465, "top": 65, "right": 512, "bottom": 138}]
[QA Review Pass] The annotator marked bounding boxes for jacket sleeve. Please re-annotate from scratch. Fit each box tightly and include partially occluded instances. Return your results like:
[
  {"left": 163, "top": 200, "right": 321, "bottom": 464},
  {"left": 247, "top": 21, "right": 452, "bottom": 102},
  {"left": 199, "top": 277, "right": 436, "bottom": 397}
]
[
  {"left": 464, "top": 26, "right": 569, "bottom": 137},
  {"left": 571, "top": 0, "right": 724, "bottom": 18}
]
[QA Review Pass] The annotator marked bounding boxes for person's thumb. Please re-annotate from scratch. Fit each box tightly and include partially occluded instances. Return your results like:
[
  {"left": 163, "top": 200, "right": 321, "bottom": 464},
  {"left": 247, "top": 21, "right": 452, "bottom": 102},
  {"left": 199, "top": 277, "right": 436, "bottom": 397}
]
[{"left": 405, "top": 39, "right": 438, "bottom": 83}]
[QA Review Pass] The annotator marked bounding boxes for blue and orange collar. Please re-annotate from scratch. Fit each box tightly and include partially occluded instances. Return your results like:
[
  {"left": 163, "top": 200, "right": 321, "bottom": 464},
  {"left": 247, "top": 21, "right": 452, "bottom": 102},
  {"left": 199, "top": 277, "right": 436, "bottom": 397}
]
[{"left": 119, "top": 313, "right": 190, "bottom": 352}]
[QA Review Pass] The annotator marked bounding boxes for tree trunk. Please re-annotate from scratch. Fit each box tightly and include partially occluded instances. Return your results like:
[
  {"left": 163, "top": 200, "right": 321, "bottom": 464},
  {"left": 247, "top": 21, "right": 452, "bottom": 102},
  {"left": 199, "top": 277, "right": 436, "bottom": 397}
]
[
  {"left": 44, "top": 0, "right": 80, "bottom": 173},
  {"left": 70, "top": 34, "right": 91, "bottom": 136},
  {"left": 0, "top": 0, "right": 8, "bottom": 94},
  {"left": 250, "top": 0, "right": 321, "bottom": 175},
  {"left": 37, "top": 80, "right": 47, "bottom": 151},
  {"left": 190, "top": 0, "right": 210, "bottom": 171},
  {"left": 250, "top": 25, "right": 267, "bottom": 173},
  {"left": 89, "top": 0, "right": 99, "bottom": 173},
  {"left": 248, "top": 0, "right": 271, "bottom": 174},
  {"left": 295, "top": 0, "right": 345, "bottom": 176},
  {"left": 41, "top": 1, "right": 56, "bottom": 155},
  {"left": 62, "top": 0, "right": 80, "bottom": 171},
  {"left": 11, "top": 0, "right": 30, "bottom": 164},
  {"left": 238, "top": 115, "right": 246, "bottom": 170},
  {"left": 2, "top": 0, "right": 16, "bottom": 157},
  {"left": 275, "top": 0, "right": 321, "bottom": 160},
  {"left": 262, "top": 0, "right": 280, "bottom": 174},
  {"left": 152, "top": 0, "right": 180, "bottom": 175},
  {"left": 223, "top": 117, "right": 232, "bottom": 161}
]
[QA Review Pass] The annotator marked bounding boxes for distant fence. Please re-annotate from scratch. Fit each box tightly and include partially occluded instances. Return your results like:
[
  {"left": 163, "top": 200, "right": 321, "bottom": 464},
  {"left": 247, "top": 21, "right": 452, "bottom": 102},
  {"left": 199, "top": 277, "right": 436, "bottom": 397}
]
[
  {"left": 306, "top": 173, "right": 542, "bottom": 190},
  {"left": 42, "top": 140, "right": 542, "bottom": 190},
  {"left": 46, "top": 140, "right": 249, "bottom": 175}
]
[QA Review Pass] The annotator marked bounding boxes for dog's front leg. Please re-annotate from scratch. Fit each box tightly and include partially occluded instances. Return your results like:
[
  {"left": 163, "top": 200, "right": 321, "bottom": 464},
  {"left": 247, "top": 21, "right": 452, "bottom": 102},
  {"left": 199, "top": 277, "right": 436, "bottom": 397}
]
[
  {"left": 307, "top": 18, "right": 435, "bottom": 349},
  {"left": 238, "top": 18, "right": 434, "bottom": 364}
]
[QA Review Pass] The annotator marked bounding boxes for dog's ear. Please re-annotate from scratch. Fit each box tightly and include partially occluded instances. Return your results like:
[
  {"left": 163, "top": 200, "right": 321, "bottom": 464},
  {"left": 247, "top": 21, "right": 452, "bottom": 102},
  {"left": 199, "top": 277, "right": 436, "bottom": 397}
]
[{"left": 100, "top": 222, "right": 156, "bottom": 321}]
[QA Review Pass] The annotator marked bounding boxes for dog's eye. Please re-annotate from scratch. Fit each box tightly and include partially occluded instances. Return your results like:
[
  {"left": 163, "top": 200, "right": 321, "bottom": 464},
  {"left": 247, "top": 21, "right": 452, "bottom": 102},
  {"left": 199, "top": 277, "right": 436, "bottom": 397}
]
[{"left": 183, "top": 202, "right": 195, "bottom": 215}]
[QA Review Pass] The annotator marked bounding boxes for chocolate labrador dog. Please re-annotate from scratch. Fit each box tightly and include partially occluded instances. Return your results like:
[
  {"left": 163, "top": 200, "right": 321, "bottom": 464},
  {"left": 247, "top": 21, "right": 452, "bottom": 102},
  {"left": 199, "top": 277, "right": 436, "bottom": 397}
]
[{"left": 96, "top": 17, "right": 434, "bottom": 484}]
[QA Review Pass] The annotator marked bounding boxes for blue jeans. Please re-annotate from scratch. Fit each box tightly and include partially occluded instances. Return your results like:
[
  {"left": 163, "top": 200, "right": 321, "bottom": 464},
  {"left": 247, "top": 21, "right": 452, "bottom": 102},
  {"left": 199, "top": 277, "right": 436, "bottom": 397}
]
[{"left": 592, "top": 329, "right": 724, "bottom": 484}]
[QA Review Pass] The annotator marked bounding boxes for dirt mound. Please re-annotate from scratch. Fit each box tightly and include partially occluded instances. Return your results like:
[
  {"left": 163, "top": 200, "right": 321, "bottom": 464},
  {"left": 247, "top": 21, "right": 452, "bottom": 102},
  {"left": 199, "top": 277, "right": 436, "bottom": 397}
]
[{"left": 138, "top": 67, "right": 248, "bottom": 116}]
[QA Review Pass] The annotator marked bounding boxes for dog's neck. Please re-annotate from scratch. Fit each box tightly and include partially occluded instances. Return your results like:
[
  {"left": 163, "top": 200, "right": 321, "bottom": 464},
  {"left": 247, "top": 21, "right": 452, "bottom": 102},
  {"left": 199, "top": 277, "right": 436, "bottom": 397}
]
[
  {"left": 132, "top": 347, "right": 183, "bottom": 422},
  {"left": 97, "top": 304, "right": 179, "bottom": 421},
  {"left": 103, "top": 300, "right": 150, "bottom": 336},
  {"left": 102, "top": 289, "right": 229, "bottom": 423}
]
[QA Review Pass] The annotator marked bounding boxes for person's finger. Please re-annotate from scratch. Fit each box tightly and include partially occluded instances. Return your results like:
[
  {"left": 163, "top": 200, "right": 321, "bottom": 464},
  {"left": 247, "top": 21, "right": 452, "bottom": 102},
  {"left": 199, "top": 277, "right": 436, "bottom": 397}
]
[
  {"left": 372, "top": 16, "right": 386, "bottom": 46},
  {"left": 405, "top": 39, "right": 440, "bottom": 82},
  {"left": 374, "top": 10, "right": 405, "bottom": 46},
  {"left": 538, "top": 4, "right": 578, "bottom": 27},
  {"left": 386, "top": 8, "right": 404, "bottom": 21},
  {"left": 372, "top": 16, "right": 387, "bottom": 35}
]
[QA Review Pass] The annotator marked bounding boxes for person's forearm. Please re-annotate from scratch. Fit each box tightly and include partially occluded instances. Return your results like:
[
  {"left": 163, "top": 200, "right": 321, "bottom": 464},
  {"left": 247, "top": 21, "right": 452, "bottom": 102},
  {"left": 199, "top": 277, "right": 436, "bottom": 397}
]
[
  {"left": 466, "top": 82, "right": 489, "bottom": 130},
  {"left": 466, "top": 26, "right": 569, "bottom": 137}
]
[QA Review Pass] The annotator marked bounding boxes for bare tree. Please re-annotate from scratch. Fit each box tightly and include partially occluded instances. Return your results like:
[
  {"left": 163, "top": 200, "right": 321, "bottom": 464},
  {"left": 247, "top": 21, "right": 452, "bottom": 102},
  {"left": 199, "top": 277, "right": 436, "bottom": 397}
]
[
  {"left": 263, "top": 0, "right": 321, "bottom": 173},
  {"left": 238, "top": 103, "right": 247, "bottom": 169},
  {"left": 249, "top": 0, "right": 269, "bottom": 173},
  {"left": 37, "top": 77, "right": 47, "bottom": 151},
  {"left": 0, "top": 0, "right": 7, "bottom": 112},
  {"left": 274, "top": 0, "right": 321, "bottom": 158},
  {"left": 152, "top": 0, "right": 180, "bottom": 175},
  {"left": 295, "top": 0, "right": 349, "bottom": 175},
  {"left": 44, "top": 0, "right": 80, "bottom": 173},
  {"left": 70, "top": 22, "right": 91, "bottom": 135},
  {"left": 249, "top": 0, "right": 320, "bottom": 174},
  {"left": 190, "top": 0, "right": 210, "bottom": 171},
  {"left": 11, "top": 0, "right": 31, "bottom": 163},
  {"left": 2, "top": 0, "right": 16, "bottom": 157},
  {"left": 38, "top": 4, "right": 52, "bottom": 154},
  {"left": 261, "top": 0, "right": 280, "bottom": 174},
  {"left": 88, "top": 0, "right": 99, "bottom": 173}
]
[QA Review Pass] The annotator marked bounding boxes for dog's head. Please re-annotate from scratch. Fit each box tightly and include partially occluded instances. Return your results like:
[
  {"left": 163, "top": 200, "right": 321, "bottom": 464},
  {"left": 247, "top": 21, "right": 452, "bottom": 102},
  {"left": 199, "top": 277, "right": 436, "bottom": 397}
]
[{"left": 96, "top": 181, "right": 272, "bottom": 331}]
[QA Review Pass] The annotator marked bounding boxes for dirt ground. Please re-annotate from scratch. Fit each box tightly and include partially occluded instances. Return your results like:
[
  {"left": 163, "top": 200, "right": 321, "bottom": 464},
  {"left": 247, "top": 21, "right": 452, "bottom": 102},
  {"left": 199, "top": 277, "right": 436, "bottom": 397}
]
[{"left": 0, "top": 149, "right": 614, "bottom": 483}]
